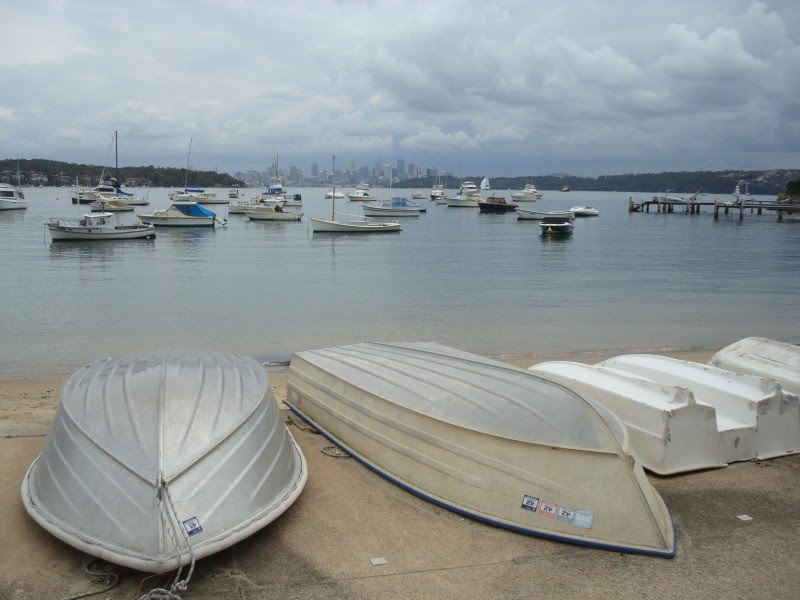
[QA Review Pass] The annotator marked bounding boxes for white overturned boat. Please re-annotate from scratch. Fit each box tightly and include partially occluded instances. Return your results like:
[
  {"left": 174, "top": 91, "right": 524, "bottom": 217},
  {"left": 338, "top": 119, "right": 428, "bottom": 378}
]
[
  {"left": 47, "top": 212, "right": 155, "bottom": 241},
  {"left": 21, "top": 349, "right": 307, "bottom": 574},
  {"left": 600, "top": 354, "right": 800, "bottom": 463},
  {"left": 529, "top": 361, "right": 725, "bottom": 475},
  {"left": 286, "top": 341, "right": 676, "bottom": 557},
  {"left": 709, "top": 337, "right": 800, "bottom": 397}
]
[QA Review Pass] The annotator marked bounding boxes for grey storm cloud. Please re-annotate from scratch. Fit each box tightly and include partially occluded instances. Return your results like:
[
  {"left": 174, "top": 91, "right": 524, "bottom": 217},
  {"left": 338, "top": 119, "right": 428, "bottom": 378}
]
[{"left": 1, "top": 0, "right": 798, "bottom": 176}]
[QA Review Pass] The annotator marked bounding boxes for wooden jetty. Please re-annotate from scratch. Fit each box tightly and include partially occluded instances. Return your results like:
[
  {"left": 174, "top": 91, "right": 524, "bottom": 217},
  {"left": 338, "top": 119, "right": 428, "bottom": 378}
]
[{"left": 628, "top": 195, "right": 799, "bottom": 221}]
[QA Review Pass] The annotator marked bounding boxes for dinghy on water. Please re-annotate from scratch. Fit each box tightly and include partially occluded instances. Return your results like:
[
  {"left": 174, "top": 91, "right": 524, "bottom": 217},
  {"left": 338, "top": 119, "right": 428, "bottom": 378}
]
[
  {"left": 286, "top": 342, "right": 676, "bottom": 557},
  {"left": 21, "top": 349, "right": 307, "bottom": 574}
]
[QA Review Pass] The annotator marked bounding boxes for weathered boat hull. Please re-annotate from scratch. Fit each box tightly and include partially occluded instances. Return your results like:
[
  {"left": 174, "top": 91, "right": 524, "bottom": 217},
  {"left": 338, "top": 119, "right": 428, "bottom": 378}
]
[
  {"left": 21, "top": 349, "right": 307, "bottom": 573},
  {"left": 286, "top": 342, "right": 676, "bottom": 557},
  {"left": 47, "top": 224, "right": 156, "bottom": 240},
  {"left": 709, "top": 337, "right": 800, "bottom": 397},
  {"left": 310, "top": 217, "right": 402, "bottom": 232}
]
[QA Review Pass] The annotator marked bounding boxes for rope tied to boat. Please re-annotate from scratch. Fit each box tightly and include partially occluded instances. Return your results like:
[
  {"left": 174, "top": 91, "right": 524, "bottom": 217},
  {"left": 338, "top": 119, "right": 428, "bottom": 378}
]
[
  {"left": 139, "top": 473, "right": 197, "bottom": 600},
  {"left": 58, "top": 559, "right": 120, "bottom": 600}
]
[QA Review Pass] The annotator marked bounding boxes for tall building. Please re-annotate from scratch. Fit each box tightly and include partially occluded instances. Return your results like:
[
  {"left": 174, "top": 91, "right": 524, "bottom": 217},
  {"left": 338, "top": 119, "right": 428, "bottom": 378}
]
[
  {"left": 349, "top": 159, "right": 356, "bottom": 175},
  {"left": 310, "top": 161, "right": 319, "bottom": 177},
  {"left": 396, "top": 159, "right": 405, "bottom": 179},
  {"left": 408, "top": 163, "right": 417, "bottom": 179}
]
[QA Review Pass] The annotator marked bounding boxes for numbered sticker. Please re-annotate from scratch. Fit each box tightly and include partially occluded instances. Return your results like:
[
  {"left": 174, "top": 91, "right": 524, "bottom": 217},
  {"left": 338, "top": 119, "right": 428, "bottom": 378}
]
[
  {"left": 182, "top": 517, "right": 203, "bottom": 537},
  {"left": 557, "top": 506, "right": 576, "bottom": 524},
  {"left": 521, "top": 495, "right": 540, "bottom": 512},
  {"left": 573, "top": 510, "right": 594, "bottom": 529},
  {"left": 538, "top": 501, "right": 557, "bottom": 518}
]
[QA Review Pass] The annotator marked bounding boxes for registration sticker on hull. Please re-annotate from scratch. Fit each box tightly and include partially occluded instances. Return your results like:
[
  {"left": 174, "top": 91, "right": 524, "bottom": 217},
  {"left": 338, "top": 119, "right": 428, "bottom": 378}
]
[
  {"left": 538, "top": 501, "right": 558, "bottom": 518},
  {"left": 556, "top": 506, "right": 576, "bottom": 524},
  {"left": 182, "top": 517, "right": 203, "bottom": 537},
  {"left": 521, "top": 495, "right": 540, "bottom": 512},
  {"left": 573, "top": 510, "right": 594, "bottom": 529}
]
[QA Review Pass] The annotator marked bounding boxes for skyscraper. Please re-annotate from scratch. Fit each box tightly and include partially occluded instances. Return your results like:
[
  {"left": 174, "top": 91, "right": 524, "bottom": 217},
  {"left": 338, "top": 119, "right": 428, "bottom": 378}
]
[{"left": 396, "top": 158, "right": 405, "bottom": 179}]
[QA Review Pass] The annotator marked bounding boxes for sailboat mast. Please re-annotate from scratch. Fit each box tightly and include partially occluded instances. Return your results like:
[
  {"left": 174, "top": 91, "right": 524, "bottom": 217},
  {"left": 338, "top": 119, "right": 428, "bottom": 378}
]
[
  {"left": 114, "top": 130, "right": 118, "bottom": 188},
  {"left": 184, "top": 138, "right": 193, "bottom": 188},
  {"left": 331, "top": 154, "right": 336, "bottom": 220}
]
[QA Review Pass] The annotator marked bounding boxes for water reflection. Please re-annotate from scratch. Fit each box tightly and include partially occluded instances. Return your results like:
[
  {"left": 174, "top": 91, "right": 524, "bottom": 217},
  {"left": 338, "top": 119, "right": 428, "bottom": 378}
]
[{"left": 49, "top": 238, "right": 155, "bottom": 261}]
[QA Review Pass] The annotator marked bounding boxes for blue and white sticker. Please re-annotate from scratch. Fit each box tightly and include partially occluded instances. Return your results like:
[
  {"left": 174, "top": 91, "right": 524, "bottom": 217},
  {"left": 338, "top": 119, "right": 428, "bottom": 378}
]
[
  {"left": 573, "top": 510, "right": 594, "bottom": 529},
  {"left": 182, "top": 517, "right": 203, "bottom": 537},
  {"left": 521, "top": 495, "right": 540, "bottom": 512},
  {"left": 556, "top": 506, "right": 576, "bottom": 524}
]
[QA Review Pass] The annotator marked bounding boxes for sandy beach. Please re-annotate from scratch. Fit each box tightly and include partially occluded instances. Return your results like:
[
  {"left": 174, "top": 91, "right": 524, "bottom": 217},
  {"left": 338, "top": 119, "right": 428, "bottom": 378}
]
[{"left": 1, "top": 347, "right": 798, "bottom": 599}]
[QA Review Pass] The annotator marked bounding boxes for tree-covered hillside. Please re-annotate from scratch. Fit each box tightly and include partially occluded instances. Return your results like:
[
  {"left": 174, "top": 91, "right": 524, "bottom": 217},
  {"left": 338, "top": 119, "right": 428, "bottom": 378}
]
[{"left": 0, "top": 158, "right": 243, "bottom": 187}]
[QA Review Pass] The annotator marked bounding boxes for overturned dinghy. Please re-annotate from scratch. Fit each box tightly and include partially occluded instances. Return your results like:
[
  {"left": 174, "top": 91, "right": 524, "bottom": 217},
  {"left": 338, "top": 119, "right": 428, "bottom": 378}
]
[
  {"left": 21, "top": 349, "right": 307, "bottom": 574},
  {"left": 709, "top": 337, "right": 800, "bottom": 397},
  {"left": 286, "top": 342, "right": 676, "bottom": 557},
  {"left": 601, "top": 354, "right": 800, "bottom": 463},
  {"left": 529, "top": 361, "right": 724, "bottom": 475}
]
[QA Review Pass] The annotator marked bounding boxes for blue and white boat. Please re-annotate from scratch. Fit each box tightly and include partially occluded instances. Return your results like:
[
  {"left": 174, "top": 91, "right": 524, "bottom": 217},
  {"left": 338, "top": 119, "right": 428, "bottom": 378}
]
[{"left": 137, "top": 201, "right": 226, "bottom": 227}]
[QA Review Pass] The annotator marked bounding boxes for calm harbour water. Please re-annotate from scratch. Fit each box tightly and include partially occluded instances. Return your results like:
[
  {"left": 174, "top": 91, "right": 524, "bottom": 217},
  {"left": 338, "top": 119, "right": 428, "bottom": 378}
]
[{"left": 1, "top": 186, "right": 799, "bottom": 377}]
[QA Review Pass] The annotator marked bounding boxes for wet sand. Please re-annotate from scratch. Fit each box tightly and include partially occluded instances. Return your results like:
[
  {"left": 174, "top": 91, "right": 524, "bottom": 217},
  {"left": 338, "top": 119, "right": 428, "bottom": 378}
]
[{"left": 1, "top": 347, "right": 798, "bottom": 599}]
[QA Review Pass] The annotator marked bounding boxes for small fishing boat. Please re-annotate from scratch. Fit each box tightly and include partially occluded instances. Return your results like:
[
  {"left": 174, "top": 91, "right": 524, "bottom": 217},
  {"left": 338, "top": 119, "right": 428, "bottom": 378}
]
[
  {"left": 21, "top": 349, "right": 307, "bottom": 574},
  {"left": 285, "top": 341, "right": 676, "bottom": 557},
  {"left": 571, "top": 205, "right": 599, "bottom": 216},
  {"left": 228, "top": 188, "right": 240, "bottom": 198},
  {"left": 478, "top": 196, "right": 518, "bottom": 213},
  {"left": 138, "top": 201, "right": 226, "bottom": 227},
  {"left": 412, "top": 190, "right": 426, "bottom": 199},
  {"left": 46, "top": 211, "right": 155, "bottom": 241},
  {"left": 516, "top": 208, "right": 573, "bottom": 220},
  {"left": 539, "top": 215, "right": 574, "bottom": 234},
  {"left": 362, "top": 197, "right": 425, "bottom": 217},
  {"left": 561, "top": 185, "right": 571, "bottom": 192},
  {"left": 247, "top": 201, "right": 303, "bottom": 221}
]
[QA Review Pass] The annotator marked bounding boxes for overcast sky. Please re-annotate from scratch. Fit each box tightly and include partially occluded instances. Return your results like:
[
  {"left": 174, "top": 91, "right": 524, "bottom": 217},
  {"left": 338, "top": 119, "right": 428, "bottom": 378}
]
[{"left": 2, "top": 1, "right": 798, "bottom": 177}]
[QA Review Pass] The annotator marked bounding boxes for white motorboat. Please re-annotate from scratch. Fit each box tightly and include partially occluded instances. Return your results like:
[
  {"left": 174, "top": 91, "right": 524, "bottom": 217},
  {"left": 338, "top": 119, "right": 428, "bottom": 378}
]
[
  {"left": 89, "top": 199, "right": 135, "bottom": 212},
  {"left": 347, "top": 182, "right": 372, "bottom": 201},
  {"left": 539, "top": 216, "right": 574, "bottom": 234},
  {"left": 311, "top": 155, "right": 401, "bottom": 233},
  {"left": 411, "top": 190, "right": 425, "bottom": 199},
  {"left": 445, "top": 194, "right": 479, "bottom": 207},
  {"left": 709, "top": 337, "right": 800, "bottom": 397},
  {"left": 21, "top": 349, "right": 307, "bottom": 574},
  {"left": 247, "top": 201, "right": 303, "bottom": 221},
  {"left": 362, "top": 197, "right": 425, "bottom": 217},
  {"left": 228, "top": 188, "right": 240, "bottom": 198},
  {"left": 561, "top": 185, "right": 571, "bottom": 192},
  {"left": 285, "top": 341, "right": 676, "bottom": 557},
  {"left": 430, "top": 184, "right": 445, "bottom": 201},
  {"left": 459, "top": 180, "right": 480, "bottom": 196},
  {"left": 516, "top": 208, "right": 573, "bottom": 220},
  {"left": 325, "top": 190, "right": 345, "bottom": 200},
  {"left": 47, "top": 211, "right": 155, "bottom": 241},
  {"left": 571, "top": 205, "right": 599, "bottom": 216},
  {"left": 0, "top": 182, "right": 27, "bottom": 210},
  {"left": 138, "top": 201, "right": 225, "bottom": 227},
  {"left": 280, "top": 193, "right": 302, "bottom": 206},
  {"left": 511, "top": 182, "right": 544, "bottom": 201}
]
